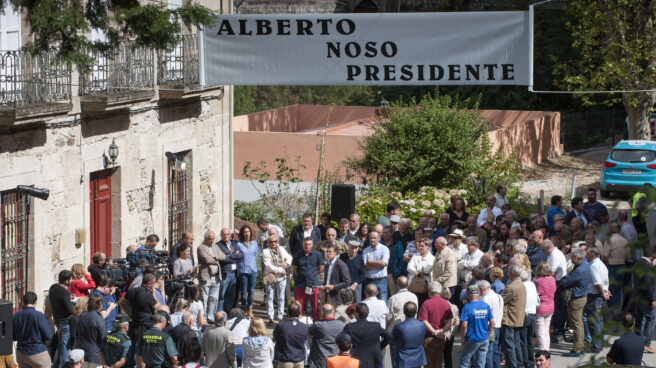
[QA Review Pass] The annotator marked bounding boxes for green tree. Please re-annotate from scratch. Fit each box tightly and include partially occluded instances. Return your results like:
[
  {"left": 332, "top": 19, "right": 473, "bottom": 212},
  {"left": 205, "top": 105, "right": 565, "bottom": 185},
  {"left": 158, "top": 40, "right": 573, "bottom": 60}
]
[
  {"left": 559, "top": 0, "right": 656, "bottom": 139},
  {"left": 5, "top": 0, "right": 214, "bottom": 70},
  {"left": 348, "top": 94, "right": 519, "bottom": 194}
]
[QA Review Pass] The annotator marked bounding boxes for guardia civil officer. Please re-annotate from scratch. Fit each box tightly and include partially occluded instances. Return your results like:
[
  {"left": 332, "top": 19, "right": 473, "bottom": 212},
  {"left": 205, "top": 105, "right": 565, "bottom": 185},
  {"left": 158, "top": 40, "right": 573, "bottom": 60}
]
[
  {"left": 99, "top": 314, "right": 131, "bottom": 368},
  {"left": 136, "top": 313, "right": 178, "bottom": 368}
]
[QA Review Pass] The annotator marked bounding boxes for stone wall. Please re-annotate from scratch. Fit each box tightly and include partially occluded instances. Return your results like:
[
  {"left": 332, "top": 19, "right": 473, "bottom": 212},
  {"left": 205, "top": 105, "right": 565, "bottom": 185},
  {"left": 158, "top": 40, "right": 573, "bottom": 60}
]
[{"left": 0, "top": 90, "right": 233, "bottom": 303}]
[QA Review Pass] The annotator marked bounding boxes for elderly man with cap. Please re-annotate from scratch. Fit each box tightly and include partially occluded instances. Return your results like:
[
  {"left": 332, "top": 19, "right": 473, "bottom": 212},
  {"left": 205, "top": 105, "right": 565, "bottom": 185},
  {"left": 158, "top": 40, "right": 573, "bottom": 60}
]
[
  {"left": 99, "top": 314, "right": 131, "bottom": 368},
  {"left": 447, "top": 229, "right": 467, "bottom": 261},
  {"left": 458, "top": 285, "right": 494, "bottom": 368},
  {"left": 340, "top": 240, "right": 366, "bottom": 302}
]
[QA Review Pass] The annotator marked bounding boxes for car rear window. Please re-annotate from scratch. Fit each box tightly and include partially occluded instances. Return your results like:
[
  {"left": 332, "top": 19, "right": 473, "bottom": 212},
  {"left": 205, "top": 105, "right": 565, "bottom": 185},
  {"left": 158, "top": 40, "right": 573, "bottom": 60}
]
[{"left": 611, "top": 149, "right": 656, "bottom": 163}]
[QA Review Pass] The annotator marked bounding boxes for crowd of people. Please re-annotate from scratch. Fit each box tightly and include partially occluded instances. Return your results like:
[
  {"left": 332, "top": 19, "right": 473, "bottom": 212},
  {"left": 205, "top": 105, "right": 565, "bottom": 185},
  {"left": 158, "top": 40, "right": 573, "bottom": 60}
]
[{"left": 9, "top": 184, "right": 656, "bottom": 368}]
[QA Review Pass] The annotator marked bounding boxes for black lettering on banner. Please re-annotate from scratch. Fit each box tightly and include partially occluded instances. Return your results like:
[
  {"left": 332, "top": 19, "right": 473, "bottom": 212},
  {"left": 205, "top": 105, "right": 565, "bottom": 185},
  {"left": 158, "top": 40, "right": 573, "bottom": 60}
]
[
  {"left": 364, "top": 42, "right": 377, "bottom": 58},
  {"left": 465, "top": 65, "right": 479, "bottom": 80},
  {"left": 345, "top": 42, "right": 361, "bottom": 58},
  {"left": 347, "top": 65, "right": 361, "bottom": 80},
  {"left": 448, "top": 65, "right": 461, "bottom": 80},
  {"left": 296, "top": 19, "right": 313, "bottom": 35},
  {"left": 327, "top": 42, "right": 340, "bottom": 58},
  {"left": 381, "top": 42, "right": 397, "bottom": 57},
  {"left": 429, "top": 65, "right": 444, "bottom": 80},
  {"left": 256, "top": 19, "right": 272, "bottom": 35},
  {"left": 502, "top": 64, "right": 514, "bottom": 80},
  {"left": 239, "top": 19, "right": 251, "bottom": 35},
  {"left": 317, "top": 19, "right": 332, "bottom": 35},
  {"left": 417, "top": 65, "right": 425, "bottom": 81},
  {"left": 277, "top": 19, "right": 291, "bottom": 35},
  {"left": 336, "top": 19, "right": 355, "bottom": 35},
  {"left": 384, "top": 65, "right": 395, "bottom": 80},
  {"left": 365, "top": 65, "right": 380, "bottom": 81},
  {"left": 217, "top": 20, "right": 235, "bottom": 35},
  {"left": 400, "top": 65, "right": 413, "bottom": 81},
  {"left": 483, "top": 64, "right": 498, "bottom": 80}
]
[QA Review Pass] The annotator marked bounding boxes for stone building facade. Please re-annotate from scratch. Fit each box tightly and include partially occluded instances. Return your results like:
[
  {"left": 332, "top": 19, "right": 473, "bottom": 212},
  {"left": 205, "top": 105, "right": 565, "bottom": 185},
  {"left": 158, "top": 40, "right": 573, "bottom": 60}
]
[{"left": 0, "top": 0, "right": 234, "bottom": 310}]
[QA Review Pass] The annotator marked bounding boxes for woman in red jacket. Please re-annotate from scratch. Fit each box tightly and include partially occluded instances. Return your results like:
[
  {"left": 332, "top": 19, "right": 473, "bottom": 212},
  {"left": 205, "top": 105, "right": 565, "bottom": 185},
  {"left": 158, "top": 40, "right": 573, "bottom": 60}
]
[{"left": 68, "top": 263, "right": 95, "bottom": 297}]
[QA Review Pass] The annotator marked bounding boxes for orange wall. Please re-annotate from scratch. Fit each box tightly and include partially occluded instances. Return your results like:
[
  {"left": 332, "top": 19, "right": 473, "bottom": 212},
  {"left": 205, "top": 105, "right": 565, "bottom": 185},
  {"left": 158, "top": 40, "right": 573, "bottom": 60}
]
[
  {"left": 234, "top": 131, "right": 362, "bottom": 182},
  {"left": 234, "top": 105, "right": 379, "bottom": 133}
]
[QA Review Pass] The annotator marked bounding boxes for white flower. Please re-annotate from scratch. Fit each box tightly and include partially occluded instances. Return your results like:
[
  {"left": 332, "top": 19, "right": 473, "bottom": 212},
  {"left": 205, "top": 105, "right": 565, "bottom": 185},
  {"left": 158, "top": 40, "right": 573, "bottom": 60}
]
[
  {"left": 420, "top": 191, "right": 427, "bottom": 196},
  {"left": 410, "top": 207, "right": 417, "bottom": 213},
  {"left": 459, "top": 189, "right": 468, "bottom": 195},
  {"left": 430, "top": 209, "right": 435, "bottom": 215},
  {"left": 421, "top": 200, "right": 431, "bottom": 207}
]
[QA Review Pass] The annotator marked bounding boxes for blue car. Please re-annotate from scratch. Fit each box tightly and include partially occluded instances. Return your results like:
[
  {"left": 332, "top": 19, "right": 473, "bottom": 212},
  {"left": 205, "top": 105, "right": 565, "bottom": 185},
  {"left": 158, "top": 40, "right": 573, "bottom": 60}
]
[{"left": 601, "top": 140, "right": 656, "bottom": 197}]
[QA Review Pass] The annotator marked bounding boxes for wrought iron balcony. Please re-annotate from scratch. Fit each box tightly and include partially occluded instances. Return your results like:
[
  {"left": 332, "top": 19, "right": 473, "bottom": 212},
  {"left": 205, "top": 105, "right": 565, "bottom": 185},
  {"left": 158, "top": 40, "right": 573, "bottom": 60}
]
[
  {"left": 0, "top": 50, "right": 72, "bottom": 121},
  {"left": 158, "top": 34, "right": 201, "bottom": 99},
  {"left": 79, "top": 43, "right": 155, "bottom": 110}
]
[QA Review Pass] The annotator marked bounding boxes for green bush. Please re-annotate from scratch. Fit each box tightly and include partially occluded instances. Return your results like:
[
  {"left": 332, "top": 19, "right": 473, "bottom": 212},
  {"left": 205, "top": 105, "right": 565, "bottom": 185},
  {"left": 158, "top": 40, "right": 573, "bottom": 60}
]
[{"left": 347, "top": 94, "right": 520, "bottom": 195}]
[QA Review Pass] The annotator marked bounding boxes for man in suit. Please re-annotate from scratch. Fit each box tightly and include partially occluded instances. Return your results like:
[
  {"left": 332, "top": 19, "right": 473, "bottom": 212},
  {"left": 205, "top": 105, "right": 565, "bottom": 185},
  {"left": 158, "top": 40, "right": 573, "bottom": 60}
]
[
  {"left": 308, "top": 304, "right": 345, "bottom": 368},
  {"left": 392, "top": 302, "right": 427, "bottom": 368},
  {"left": 343, "top": 303, "right": 392, "bottom": 368},
  {"left": 197, "top": 230, "right": 226, "bottom": 321},
  {"left": 203, "top": 312, "right": 236, "bottom": 368},
  {"left": 289, "top": 213, "right": 322, "bottom": 256},
  {"left": 321, "top": 244, "right": 351, "bottom": 306}
]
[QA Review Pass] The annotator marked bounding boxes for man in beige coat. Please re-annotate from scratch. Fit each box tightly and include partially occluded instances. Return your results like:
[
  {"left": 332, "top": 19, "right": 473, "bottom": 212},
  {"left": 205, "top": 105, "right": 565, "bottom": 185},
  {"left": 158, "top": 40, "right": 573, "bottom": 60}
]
[
  {"left": 432, "top": 236, "right": 457, "bottom": 298},
  {"left": 203, "top": 311, "right": 237, "bottom": 368},
  {"left": 198, "top": 230, "right": 226, "bottom": 322}
]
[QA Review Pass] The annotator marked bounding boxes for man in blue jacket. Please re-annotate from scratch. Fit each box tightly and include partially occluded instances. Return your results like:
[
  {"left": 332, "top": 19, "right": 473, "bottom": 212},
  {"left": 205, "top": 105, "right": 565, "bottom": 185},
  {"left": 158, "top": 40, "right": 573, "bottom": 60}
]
[
  {"left": 392, "top": 301, "right": 427, "bottom": 368},
  {"left": 289, "top": 213, "right": 321, "bottom": 256},
  {"left": 560, "top": 247, "right": 591, "bottom": 357},
  {"left": 13, "top": 291, "right": 53, "bottom": 368},
  {"left": 216, "top": 227, "right": 243, "bottom": 314}
]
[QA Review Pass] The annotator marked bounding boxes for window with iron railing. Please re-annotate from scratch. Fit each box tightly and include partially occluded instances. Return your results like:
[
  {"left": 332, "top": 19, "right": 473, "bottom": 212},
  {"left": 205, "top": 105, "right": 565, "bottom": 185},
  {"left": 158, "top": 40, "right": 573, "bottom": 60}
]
[
  {"left": 0, "top": 189, "right": 28, "bottom": 313},
  {"left": 168, "top": 152, "right": 190, "bottom": 246},
  {"left": 158, "top": 34, "right": 199, "bottom": 89}
]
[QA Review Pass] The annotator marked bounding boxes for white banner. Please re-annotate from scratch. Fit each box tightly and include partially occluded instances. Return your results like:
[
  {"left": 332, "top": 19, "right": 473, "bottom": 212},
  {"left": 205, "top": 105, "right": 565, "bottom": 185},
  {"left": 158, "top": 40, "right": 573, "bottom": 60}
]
[{"left": 201, "top": 12, "right": 529, "bottom": 86}]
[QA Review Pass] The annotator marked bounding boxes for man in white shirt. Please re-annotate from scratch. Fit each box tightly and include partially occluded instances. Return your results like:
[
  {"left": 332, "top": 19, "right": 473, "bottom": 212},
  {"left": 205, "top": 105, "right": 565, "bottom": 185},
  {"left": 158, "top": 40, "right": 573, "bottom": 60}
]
[
  {"left": 521, "top": 268, "right": 539, "bottom": 368},
  {"left": 386, "top": 276, "right": 418, "bottom": 332},
  {"left": 362, "top": 283, "right": 388, "bottom": 329},
  {"left": 458, "top": 237, "right": 484, "bottom": 286},
  {"left": 477, "top": 195, "right": 503, "bottom": 227},
  {"left": 585, "top": 247, "right": 609, "bottom": 353},
  {"left": 479, "top": 280, "right": 503, "bottom": 368},
  {"left": 541, "top": 240, "right": 567, "bottom": 281},
  {"left": 448, "top": 229, "right": 467, "bottom": 261}
]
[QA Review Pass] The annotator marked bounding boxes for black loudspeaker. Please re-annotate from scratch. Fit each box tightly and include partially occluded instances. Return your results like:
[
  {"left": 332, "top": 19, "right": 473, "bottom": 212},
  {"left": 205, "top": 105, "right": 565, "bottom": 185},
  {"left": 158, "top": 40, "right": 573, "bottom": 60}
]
[
  {"left": 331, "top": 184, "right": 356, "bottom": 221},
  {"left": 0, "top": 299, "right": 12, "bottom": 355}
]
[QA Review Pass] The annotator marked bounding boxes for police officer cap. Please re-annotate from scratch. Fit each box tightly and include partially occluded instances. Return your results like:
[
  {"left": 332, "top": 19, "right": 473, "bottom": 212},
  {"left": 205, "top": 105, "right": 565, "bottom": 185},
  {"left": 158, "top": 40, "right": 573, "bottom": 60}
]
[
  {"left": 69, "top": 349, "right": 85, "bottom": 363},
  {"left": 115, "top": 313, "right": 130, "bottom": 323}
]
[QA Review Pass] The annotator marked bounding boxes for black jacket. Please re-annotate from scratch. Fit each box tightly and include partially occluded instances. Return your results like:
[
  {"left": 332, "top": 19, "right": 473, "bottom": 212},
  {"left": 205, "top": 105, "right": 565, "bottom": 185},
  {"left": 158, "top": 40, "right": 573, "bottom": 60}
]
[
  {"left": 632, "top": 257, "right": 656, "bottom": 312},
  {"left": 323, "top": 259, "right": 351, "bottom": 299},
  {"left": 339, "top": 253, "right": 365, "bottom": 285},
  {"left": 343, "top": 319, "right": 392, "bottom": 368},
  {"left": 170, "top": 323, "right": 197, "bottom": 364},
  {"left": 289, "top": 225, "right": 321, "bottom": 256},
  {"left": 48, "top": 283, "right": 74, "bottom": 324}
]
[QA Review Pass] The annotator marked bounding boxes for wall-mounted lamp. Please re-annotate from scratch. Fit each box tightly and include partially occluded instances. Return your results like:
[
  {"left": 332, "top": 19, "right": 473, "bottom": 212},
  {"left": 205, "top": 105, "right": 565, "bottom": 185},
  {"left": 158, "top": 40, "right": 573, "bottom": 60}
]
[
  {"left": 165, "top": 151, "right": 187, "bottom": 172},
  {"left": 103, "top": 138, "right": 119, "bottom": 169}
]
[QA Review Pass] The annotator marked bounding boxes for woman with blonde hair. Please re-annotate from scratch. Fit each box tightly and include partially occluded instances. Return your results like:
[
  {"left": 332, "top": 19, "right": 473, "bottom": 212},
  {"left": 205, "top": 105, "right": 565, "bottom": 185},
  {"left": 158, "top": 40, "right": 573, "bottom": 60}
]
[
  {"left": 242, "top": 317, "right": 274, "bottom": 368},
  {"left": 533, "top": 261, "right": 556, "bottom": 351},
  {"left": 68, "top": 264, "right": 95, "bottom": 297},
  {"left": 68, "top": 297, "right": 88, "bottom": 352}
]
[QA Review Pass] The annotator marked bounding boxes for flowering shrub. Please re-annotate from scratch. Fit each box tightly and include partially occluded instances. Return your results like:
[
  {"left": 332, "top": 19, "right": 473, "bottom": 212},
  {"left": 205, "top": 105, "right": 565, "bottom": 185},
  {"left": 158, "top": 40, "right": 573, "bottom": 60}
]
[{"left": 355, "top": 185, "right": 486, "bottom": 227}]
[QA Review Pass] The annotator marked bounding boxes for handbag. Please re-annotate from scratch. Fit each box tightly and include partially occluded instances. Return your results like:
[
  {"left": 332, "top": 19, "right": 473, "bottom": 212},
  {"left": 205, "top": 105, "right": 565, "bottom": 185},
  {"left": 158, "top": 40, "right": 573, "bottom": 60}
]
[{"left": 408, "top": 273, "right": 428, "bottom": 293}]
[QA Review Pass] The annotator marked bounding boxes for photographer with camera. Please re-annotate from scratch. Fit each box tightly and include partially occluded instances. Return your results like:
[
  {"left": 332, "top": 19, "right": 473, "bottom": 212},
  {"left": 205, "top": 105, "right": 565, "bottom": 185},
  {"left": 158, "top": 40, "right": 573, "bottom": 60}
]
[
  {"left": 136, "top": 234, "right": 160, "bottom": 265},
  {"left": 89, "top": 252, "right": 111, "bottom": 285}
]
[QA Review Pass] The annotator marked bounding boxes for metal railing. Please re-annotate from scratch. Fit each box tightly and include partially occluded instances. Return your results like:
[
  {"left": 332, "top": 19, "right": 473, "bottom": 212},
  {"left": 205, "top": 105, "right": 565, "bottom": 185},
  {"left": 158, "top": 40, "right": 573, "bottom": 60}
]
[
  {"left": 79, "top": 43, "right": 154, "bottom": 95},
  {"left": 0, "top": 50, "right": 71, "bottom": 107},
  {"left": 158, "top": 34, "right": 199, "bottom": 88}
]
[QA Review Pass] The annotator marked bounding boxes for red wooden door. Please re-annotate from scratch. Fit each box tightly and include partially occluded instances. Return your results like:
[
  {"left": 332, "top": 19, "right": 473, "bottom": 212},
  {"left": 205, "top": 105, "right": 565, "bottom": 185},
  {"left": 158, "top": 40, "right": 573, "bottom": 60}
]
[{"left": 90, "top": 170, "right": 112, "bottom": 262}]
